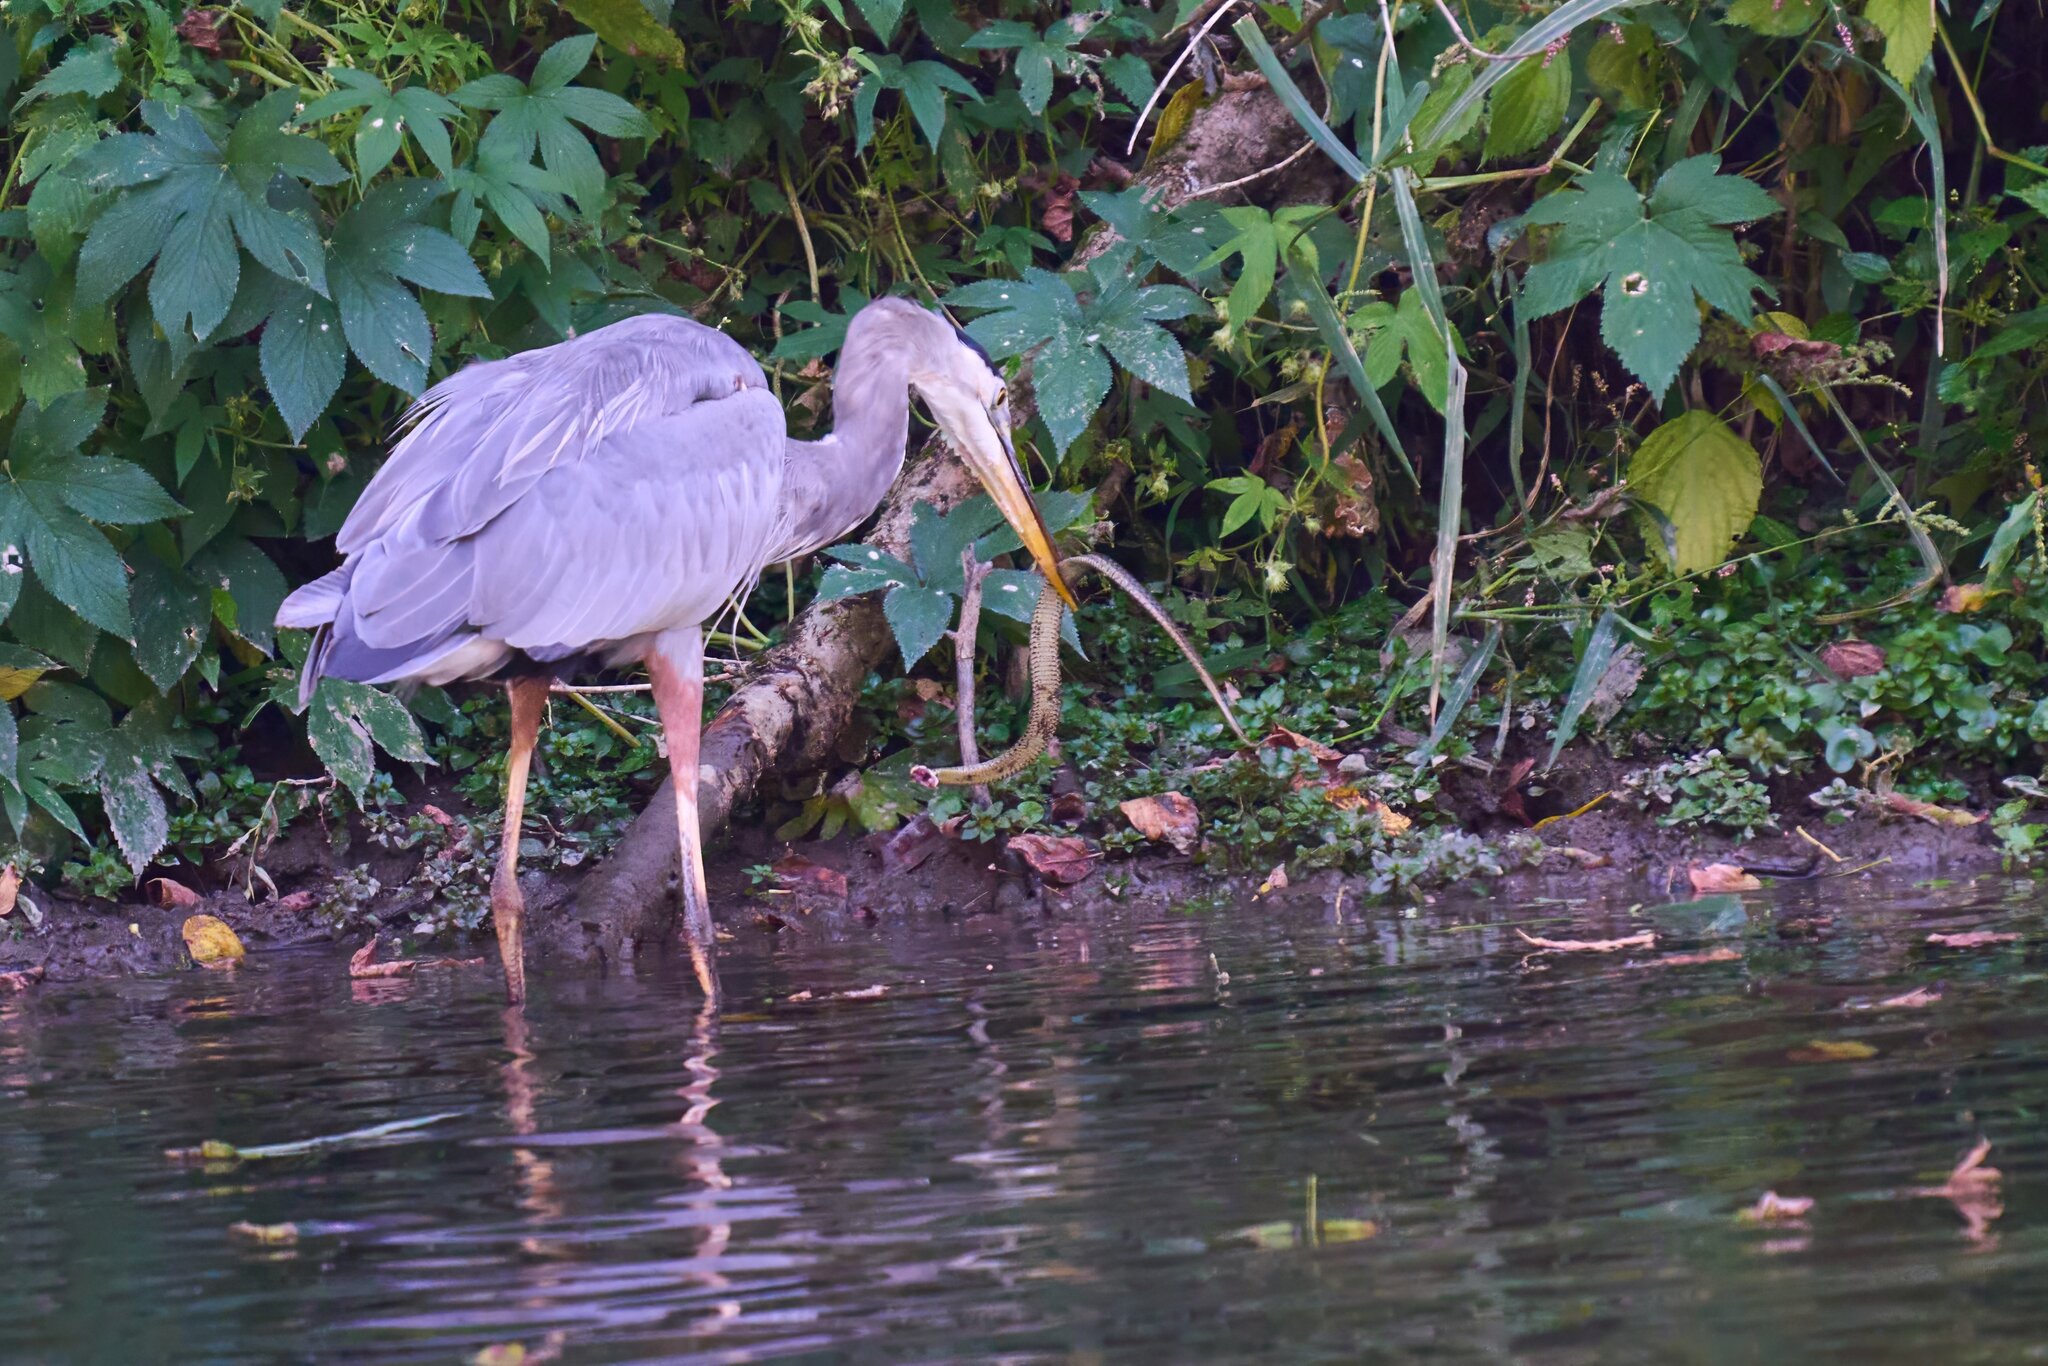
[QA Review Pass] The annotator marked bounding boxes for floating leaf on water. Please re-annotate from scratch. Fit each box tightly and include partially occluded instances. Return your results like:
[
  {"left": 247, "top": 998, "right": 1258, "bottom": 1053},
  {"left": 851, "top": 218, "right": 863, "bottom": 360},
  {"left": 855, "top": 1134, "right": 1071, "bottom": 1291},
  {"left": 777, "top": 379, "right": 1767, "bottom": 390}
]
[
  {"left": 0, "top": 966, "right": 45, "bottom": 992},
  {"left": 1787, "top": 1039, "right": 1879, "bottom": 1063},
  {"left": 1688, "top": 863, "right": 1762, "bottom": 894},
  {"left": 227, "top": 1221, "right": 300, "bottom": 1245},
  {"left": 181, "top": 915, "right": 245, "bottom": 966},
  {"left": 1516, "top": 928, "right": 1655, "bottom": 954},
  {"left": 1736, "top": 1191, "right": 1815, "bottom": 1225},
  {"left": 164, "top": 1110, "right": 464, "bottom": 1163},
  {"left": 1926, "top": 930, "right": 2018, "bottom": 948},
  {"left": 1871, "top": 986, "right": 1942, "bottom": 1009}
]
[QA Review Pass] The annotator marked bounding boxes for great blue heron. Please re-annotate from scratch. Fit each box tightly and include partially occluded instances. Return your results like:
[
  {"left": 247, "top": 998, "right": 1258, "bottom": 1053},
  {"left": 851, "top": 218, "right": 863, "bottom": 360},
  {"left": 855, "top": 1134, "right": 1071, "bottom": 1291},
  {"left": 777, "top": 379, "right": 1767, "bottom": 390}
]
[{"left": 276, "top": 297, "right": 1075, "bottom": 1003}]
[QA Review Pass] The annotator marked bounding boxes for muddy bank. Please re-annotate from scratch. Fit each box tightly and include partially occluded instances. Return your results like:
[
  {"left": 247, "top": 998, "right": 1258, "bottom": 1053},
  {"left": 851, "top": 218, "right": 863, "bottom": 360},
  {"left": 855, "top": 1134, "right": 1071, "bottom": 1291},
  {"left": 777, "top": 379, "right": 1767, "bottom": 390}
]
[{"left": 1, "top": 745, "right": 2023, "bottom": 986}]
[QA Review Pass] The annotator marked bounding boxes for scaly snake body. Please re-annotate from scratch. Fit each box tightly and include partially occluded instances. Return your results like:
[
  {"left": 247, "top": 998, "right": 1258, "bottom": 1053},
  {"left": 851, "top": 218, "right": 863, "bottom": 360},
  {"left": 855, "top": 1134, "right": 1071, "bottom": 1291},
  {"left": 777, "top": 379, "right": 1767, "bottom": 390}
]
[{"left": 911, "top": 553, "right": 1250, "bottom": 788}]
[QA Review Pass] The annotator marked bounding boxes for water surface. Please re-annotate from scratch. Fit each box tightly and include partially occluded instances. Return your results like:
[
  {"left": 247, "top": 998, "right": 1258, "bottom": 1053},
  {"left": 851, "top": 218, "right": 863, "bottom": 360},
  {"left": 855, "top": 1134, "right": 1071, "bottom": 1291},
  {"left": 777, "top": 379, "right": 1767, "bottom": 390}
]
[{"left": 2, "top": 874, "right": 2044, "bottom": 1362}]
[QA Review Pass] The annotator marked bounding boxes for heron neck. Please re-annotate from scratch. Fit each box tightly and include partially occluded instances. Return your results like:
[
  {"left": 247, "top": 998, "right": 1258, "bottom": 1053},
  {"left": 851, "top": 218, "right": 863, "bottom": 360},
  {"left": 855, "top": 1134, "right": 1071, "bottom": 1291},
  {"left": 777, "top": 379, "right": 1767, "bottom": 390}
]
[{"left": 776, "top": 335, "right": 912, "bottom": 559}]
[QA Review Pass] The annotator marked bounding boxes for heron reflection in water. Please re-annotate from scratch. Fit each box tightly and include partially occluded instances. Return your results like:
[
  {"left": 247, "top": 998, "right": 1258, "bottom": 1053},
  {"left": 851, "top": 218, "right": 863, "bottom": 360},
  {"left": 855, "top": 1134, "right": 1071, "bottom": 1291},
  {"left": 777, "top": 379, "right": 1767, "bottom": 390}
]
[{"left": 279, "top": 299, "right": 1074, "bottom": 1003}]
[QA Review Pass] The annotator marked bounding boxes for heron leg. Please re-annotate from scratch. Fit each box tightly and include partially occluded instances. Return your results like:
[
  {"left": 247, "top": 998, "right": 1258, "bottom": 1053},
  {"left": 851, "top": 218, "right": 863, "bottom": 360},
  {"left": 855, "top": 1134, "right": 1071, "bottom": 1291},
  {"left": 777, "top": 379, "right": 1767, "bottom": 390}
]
[
  {"left": 647, "top": 629, "right": 721, "bottom": 1002},
  {"left": 492, "top": 676, "right": 549, "bottom": 1006}
]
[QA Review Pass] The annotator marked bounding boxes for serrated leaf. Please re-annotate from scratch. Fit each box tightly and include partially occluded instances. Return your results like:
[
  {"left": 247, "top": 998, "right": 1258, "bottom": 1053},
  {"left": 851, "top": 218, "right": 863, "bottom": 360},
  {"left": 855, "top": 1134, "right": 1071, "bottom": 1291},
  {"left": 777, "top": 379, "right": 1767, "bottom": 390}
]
[
  {"left": 1520, "top": 155, "right": 1779, "bottom": 395},
  {"left": 562, "top": 0, "right": 688, "bottom": 63},
  {"left": 261, "top": 288, "right": 348, "bottom": 439},
  {"left": 1585, "top": 23, "right": 1661, "bottom": 108},
  {"left": 61, "top": 459, "right": 185, "bottom": 524},
  {"left": 190, "top": 537, "right": 288, "bottom": 655},
  {"left": 301, "top": 69, "right": 461, "bottom": 182},
  {"left": 1864, "top": 0, "right": 1935, "bottom": 85},
  {"left": 452, "top": 36, "right": 651, "bottom": 214},
  {"left": 1358, "top": 288, "right": 1459, "bottom": 412},
  {"left": 22, "top": 38, "right": 120, "bottom": 105},
  {"left": 1724, "top": 0, "right": 1824, "bottom": 36},
  {"left": 0, "top": 645, "right": 54, "bottom": 703},
  {"left": 979, "top": 568, "right": 1049, "bottom": 622},
  {"left": 1628, "top": 410, "right": 1762, "bottom": 574},
  {"left": 100, "top": 748, "right": 168, "bottom": 876},
  {"left": 1485, "top": 49, "right": 1572, "bottom": 161},
  {"left": 964, "top": 17, "right": 1095, "bottom": 117},
  {"left": 882, "top": 584, "right": 956, "bottom": 669},
  {"left": 129, "top": 555, "right": 212, "bottom": 692},
  {"left": 306, "top": 678, "right": 430, "bottom": 798},
  {"left": 851, "top": 55, "right": 982, "bottom": 151},
  {"left": 322, "top": 181, "right": 490, "bottom": 394}
]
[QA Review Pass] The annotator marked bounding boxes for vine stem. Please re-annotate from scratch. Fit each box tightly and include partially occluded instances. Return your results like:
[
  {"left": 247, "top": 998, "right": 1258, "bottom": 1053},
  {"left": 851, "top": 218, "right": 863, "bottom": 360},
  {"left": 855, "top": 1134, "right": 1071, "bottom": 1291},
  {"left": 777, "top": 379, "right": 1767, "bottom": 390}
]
[{"left": 1936, "top": 19, "right": 2048, "bottom": 179}]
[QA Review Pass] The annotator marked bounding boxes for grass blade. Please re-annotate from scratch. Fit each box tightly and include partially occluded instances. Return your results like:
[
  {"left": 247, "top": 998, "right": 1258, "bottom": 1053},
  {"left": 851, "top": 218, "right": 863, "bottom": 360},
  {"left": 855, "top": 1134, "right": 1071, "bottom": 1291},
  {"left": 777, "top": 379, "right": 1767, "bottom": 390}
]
[
  {"left": 1547, "top": 609, "right": 1623, "bottom": 770},
  {"left": 1412, "top": 623, "right": 1499, "bottom": 767},
  {"left": 1233, "top": 17, "right": 1368, "bottom": 182},
  {"left": 1813, "top": 386, "right": 1943, "bottom": 623},
  {"left": 1294, "top": 270, "right": 1417, "bottom": 485},
  {"left": 1752, "top": 373, "right": 1842, "bottom": 483}
]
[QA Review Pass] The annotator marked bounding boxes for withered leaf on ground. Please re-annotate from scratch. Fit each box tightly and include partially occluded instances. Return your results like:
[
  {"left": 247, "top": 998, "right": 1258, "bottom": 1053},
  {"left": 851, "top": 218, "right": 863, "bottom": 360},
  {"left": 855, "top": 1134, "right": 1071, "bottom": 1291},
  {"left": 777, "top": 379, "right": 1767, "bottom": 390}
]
[
  {"left": 1260, "top": 727, "right": 1343, "bottom": 762},
  {"left": 1883, "top": 793, "right": 1983, "bottom": 827},
  {"left": 348, "top": 936, "right": 484, "bottom": 979},
  {"left": 1498, "top": 757, "right": 1536, "bottom": 826},
  {"left": 1120, "top": 792, "right": 1199, "bottom": 852},
  {"left": 1939, "top": 582, "right": 1992, "bottom": 614},
  {"left": 1516, "top": 928, "right": 1655, "bottom": 953},
  {"left": 273, "top": 890, "right": 319, "bottom": 913},
  {"left": 1737, "top": 1191, "right": 1815, "bottom": 1225},
  {"left": 1927, "top": 930, "right": 2018, "bottom": 948},
  {"left": 182, "top": 915, "right": 246, "bottom": 966},
  {"left": 148, "top": 877, "right": 203, "bottom": 909},
  {"left": 1820, "top": 640, "right": 1886, "bottom": 678},
  {"left": 1007, "top": 833, "right": 1095, "bottom": 885},
  {"left": 1689, "top": 863, "right": 1762, "bottom": 893},
  {"left": 1049, "top": 791, "right": 1089, "bottom": 825},
  {"left": 879, "top": 814, "right": 949, "bottom": 876},
  {"left": 1257, "top": 864, "right": 1288, "bottom": 895},
  {"left": 0, "top": 864, "right": 17, "bottom": 918},
  {"left": 772, "top": 853, "right": 850, "bottom": 904}
]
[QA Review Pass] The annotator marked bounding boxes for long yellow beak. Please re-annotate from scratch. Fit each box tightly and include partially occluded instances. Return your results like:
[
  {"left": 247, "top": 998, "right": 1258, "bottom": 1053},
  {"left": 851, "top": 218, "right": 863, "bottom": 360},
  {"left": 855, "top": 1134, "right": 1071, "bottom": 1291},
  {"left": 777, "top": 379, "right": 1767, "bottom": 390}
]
[{"left": 952, "top": 405, "right": 1079, "bottom": 610}]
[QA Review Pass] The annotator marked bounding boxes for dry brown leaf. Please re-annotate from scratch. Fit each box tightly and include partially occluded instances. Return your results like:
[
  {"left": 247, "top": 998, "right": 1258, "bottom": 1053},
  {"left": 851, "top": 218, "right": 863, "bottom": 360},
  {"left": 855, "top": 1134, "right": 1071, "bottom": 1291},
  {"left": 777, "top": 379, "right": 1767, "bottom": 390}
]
[
  {"left": 1049, "top": 791, "right": 1089, "bottom": 825},
  {"left": 0, "top": 965, "right": 45, "bottom": 992},
  {"left": 771, "top": 853, "right": 849, "bottom": 904},
  {"left": 1643, "top": 947, "right": 1742, "bottom": 968},
  {"left": 1689, "top": 863, "right": 1762, "bottom": 893},
  {"left": 1260, "top": 726, "right": 1343, "bottom": 762},
  {"left": 273, "top": 890, "right": 318, "bottom": 913},
  {"left": 1883, "top": 793, "right": 1983, "bottom": 827},
  {"left": 1787, "top": 1039, "right": 1879, "bottom": 1063},
  {"left": 880, "top": 814, "right": 949, "bottom": 876},
  {"left": 1820, "top": 640, "right": 1886, "bottom": 678},
  {"left": 1939, "top": 582, "right": 1992, "bottom": 614},
  {"left": 1547, "top": 846, "right": 1613, "bottom": 869},
  {"left": 1257, "top": 864, "right": 1288, "bottom": 895},
  {"left": 1120, "top": 792, "right": 1199, "bottom": 852},
  {"left": 1914, "top": 1139, "right": 2003, "bottom": 1244},
  {"left": 147, "top": 877, "right": 203, "bottom": 909},
  {"left": 0, "top": 863, "right": 17, "bottom": 918},
  {"left": 1927, "top": 930, "right": 2018, "bottom": 948},
  {"left": 1516, "top": 928, "right": 1655, "bottom": 953},
  {"left": 1007, "top": 833, "right": 1095, "bottom": 885},
  {"left": 1874, "top": 986, "right": 1942, "bottom": 1009},
  {"left": 349, "top": 936, "right": 484, "bottom": 979},
  {"left": 420, "top": 804, "right": 458, "bottom": 829},
  {"left": 227, "top": 1221, "right": 299, "bottom": 1245},
  {"left": 1736, "top": 1191, "right": 1815, "bottom": 1225},
  {"left": 1322, "top": 786, "right": 1412, "bottom": 835},
  {"left": 182, "top": 914, "right": 246, "bottom": 966},
  {"left": 1323, "top": 453, "right": 1379, "bottom": 538}
]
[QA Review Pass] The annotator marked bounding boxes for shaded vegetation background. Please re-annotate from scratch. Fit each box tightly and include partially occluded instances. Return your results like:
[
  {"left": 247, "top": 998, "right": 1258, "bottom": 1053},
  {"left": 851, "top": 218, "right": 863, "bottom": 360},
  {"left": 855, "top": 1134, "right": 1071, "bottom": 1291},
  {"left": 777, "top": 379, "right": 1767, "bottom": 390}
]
[{"left": 1, "top": 0, "right": 2046, "bottom": 912}]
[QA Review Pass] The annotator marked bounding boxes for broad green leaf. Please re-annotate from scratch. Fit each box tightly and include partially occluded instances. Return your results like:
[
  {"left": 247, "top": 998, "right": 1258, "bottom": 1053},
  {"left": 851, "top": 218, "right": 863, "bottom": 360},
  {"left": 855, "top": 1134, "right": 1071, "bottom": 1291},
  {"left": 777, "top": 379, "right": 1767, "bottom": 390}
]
[
  {"left": 1485, "top": 50, "right": 1572, "bottom": 161},
  {"left": 61, "top": 459, "right": 185, "bottom": 524},
  {"left": 882, "top": 584, "right": 956, "bottom": 668},
  {"left": 1548, "top": 609, "right": 1624, "bottom": 768},
  {"left": 1198, "top": 204, "right": 1323, "bottom": 328},
  {"left": 306, "top": 678, "right": 430, "bottom": 798},
  {"left": 72, "top": 94, "right": 343, "bottom": 343},
  {"left": 0, "top": 256, "right": 90, "bottom": 403},
  {"left": 1357, "top": 288, "right": 1461, "bottom": 412},
  {"left": 301, "top": 69, "right": 461, "bottom": 182},
  {"left": 22, "top": 38, "right": 120, "bottom": 105},
  {"left": 965, "top": 15, "right": 1100, "bottom": 116},
  {"left": 325, "top": 181, "right": 492, "bottom": 393},
  {"left": 1628, "top": 410, "right": 1762, "bottom": 574},
  {"left": 261, "top": 289, "right": 348, "bottom": 439},
  {"left": 1208, "top": 474, "right": 1287, "bottom": 537},
  {"left": 1520, "top": 154, "right": 1779, "bottom": 395},
  {"left": 853, "top": 0, "right": 907, "bottom": 41},
  {"left": 1864, "top": 0, "right": 1934, "bottom": 84},
  {"left": 1585, "top": 23, "right": 1662, "bottom": 108},
  {"left": 563, "top": 0, "right": 689, "bottom": 63},
  {"left": 1724, "top": 0, "right": 1823, "bottom": 35},
  {"left": 1981, "top": 491, "right": 2040, "bottom": 584},
  {"left": 190, "top": 537, "right": 289, "bottom": 656},
  {"left": 129, "top": 554, "right": 212, "bottom": 692},
  {"left": 768, "top": 288, "right": 873, "bottom": 361},
  {"left": 449, "top": 153, "right": 570, "bottom": 263},
  {"left": 99, "top": 747, "right": 168, "bottom": 876},
  {"left": 0, "top": 645, "right": 55, "bottom": 703},
  {"left": 851, "top": 55, "right": 982, "bottom": 151},
  {"left": 452, "top": 36, "right": 651, "bottom": 213}
]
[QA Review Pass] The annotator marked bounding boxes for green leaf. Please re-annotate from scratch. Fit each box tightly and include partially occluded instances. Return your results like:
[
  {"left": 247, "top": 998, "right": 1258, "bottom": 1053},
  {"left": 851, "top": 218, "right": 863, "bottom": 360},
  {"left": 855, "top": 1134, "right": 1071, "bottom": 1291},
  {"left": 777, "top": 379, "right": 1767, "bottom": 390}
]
[
  {"left": 1585, "top": 23, "right": 1662, "bottom": 108},
  {"left": 324, "top": 181, "right": 491, "bottom": 394},
  {"left": 72, "top": 94, "right": 343, "bottom": 343},
  {"left": 301, "top": 69, "right": 461, "bottom": 182},
  {"left": 882, "top": 584, "right": 956, "bottom": 668},
  {"left": 1548, "top": 609, "right": 1624, "bottom": 768},
  {"left": 61, "top": 459, "right": 186, "bottom": 524},
  {"left": 562, "top": 0, "right": 689, "bottom": 64},
  {"left": 453, "top": 36, "right": 652, "bottom": 214},
  {"left": 1864, "top": 0, "right": 1935, "bottom": 82},
  {"left": 1208, "top": 473, "right": 1287, "bottom": 537},
  {"left": 768, "top": 288, "right": 873, "bottom": 361},
  {"left": 1199, "top": 204, "right": 1323, "bottom": 329},
  {"left": 190, "top": 537, "right": 288, "bottom": 656},
  {"left": 852, "top": 0, "right": 907, "bottom": 42},
  {"left": 1485, "top": 49, "right": 1572, "bottom": 161},
  {"left": 964, "top": 16, "right": 1097, "bottom": 117},
  {"left": 1357, "top": 288, "right": 1460, "bottom": 412},
  {"left": 129, "top": 554, "right": 213, "bottom": 692},
  {"left": 1520, "top": 154, "right": 1779, "bottom": 395},
  {"left": 1725, "top": 0, "right": 1824, "bottom": 34},
  {"left": 99, "top": 747, "right": 169, "bottom": 876},
  {"left": 979, "top": 568, "right": 1048, "bottom": 622},
  {"left": 306, "top": 678, "right": 431, "bottom": 798},
  {"left": 261, "top": 288, "right": 349, "bottom": 439},
  {"left": 1981, "top": 491, "right": 2040, "bottom": 584},
  {"left": 1627, "top": 410, "right": 1763, "bottom": 574},
  {"left": 22, "top": 38, "right": 121, "bottom": 105},
  {"left": 851, "top": 55, "right": 982, "bottom": 151}
]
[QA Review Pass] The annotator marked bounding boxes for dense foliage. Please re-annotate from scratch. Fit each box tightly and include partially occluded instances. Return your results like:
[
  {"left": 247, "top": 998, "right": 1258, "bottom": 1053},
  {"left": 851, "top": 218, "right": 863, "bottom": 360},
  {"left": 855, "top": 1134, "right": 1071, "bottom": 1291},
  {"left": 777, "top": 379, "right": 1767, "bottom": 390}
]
[{"left": 1, "top": 0, "right": 2044, "bottom": 896}]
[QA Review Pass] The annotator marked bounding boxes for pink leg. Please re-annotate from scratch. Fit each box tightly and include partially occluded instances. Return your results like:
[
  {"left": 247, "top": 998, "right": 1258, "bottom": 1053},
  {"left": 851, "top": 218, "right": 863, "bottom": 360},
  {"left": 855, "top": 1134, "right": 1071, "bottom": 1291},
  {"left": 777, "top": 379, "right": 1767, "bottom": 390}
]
[
  {"left": 646, "top": 631, "right": 720, "bottom": 1002},
  {"left": 492, "top": 677, "right": 550, "bottom": 1005}
]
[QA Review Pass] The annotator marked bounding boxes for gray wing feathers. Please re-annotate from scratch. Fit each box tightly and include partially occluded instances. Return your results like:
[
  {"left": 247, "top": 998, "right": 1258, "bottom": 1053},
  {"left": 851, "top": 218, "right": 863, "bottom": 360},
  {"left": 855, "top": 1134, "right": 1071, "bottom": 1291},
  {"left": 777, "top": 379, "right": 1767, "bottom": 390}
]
[{"left": 293, "top": 310, "right": 788, "bottom": 692}]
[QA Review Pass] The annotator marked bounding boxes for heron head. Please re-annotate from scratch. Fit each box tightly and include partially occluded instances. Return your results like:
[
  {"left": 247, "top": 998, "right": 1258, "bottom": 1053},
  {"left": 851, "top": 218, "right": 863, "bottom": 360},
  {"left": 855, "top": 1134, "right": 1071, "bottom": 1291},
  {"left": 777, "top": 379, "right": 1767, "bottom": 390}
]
[{"left": 898, "top": 308, "right": 1078, "bottom": 609}]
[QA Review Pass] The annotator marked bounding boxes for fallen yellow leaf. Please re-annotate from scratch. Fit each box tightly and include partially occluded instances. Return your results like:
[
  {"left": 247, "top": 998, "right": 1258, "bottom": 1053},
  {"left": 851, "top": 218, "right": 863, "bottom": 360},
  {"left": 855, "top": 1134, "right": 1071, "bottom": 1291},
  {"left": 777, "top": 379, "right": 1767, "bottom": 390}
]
[
  {"left": 227, "top": 1221, "right": 299, "bottom": 1245},
  {"left": 0, "top": 863, "right": 16, "bottom": 918},
  {"left": 181, "top": 914, "right": 246, "bottom": 966},
  {"left": 1689, "top": 862, "right": 1762, "bottom": 893},
  {"left": 1737, "top": 1191, "right": 1815, "bottom": 1224},
  {"left": 1787, "top": 1039, "right": 1878, "bottom": 1063},
  {"left": 1516, "top": 928, "right": 1655, "bottom": 953}
]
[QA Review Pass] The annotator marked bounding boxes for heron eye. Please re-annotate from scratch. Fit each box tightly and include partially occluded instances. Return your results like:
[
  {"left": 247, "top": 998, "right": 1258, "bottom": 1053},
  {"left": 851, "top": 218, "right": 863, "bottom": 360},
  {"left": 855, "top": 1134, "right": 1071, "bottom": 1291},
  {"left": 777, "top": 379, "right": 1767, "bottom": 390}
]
[{"left": 993, "top": 388, "right": 1007, "bottom": 408}]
